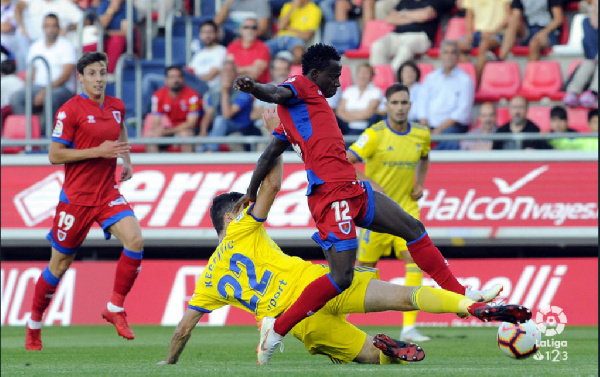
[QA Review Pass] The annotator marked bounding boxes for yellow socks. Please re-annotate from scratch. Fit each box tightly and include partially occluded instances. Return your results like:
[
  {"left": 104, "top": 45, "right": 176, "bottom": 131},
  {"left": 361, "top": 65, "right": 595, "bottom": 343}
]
[
  {"left": 411, "top": 286, "right": 474, "bottom": 315},
  {"left": 403, "top": 263, "right": 422, "bottom": 328}
]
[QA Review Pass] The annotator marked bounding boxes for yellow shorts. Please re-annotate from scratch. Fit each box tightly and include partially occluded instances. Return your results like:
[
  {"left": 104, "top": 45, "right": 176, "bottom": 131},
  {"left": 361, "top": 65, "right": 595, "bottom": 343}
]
[
  {"left": 289, "top": 267, "right": 380, "bottom": 364},
  {"left": 358, "top": 229, "right": 409, "bottom": 264}
]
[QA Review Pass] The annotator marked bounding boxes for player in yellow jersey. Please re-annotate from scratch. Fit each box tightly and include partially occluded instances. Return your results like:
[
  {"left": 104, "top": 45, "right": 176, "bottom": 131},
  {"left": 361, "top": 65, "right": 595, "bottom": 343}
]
[
  {"left": 346, "top": 83, "right": 432, "bottom": 342},
  {"left": 158, "top": 109, "right": 531, "bottom": 366}
]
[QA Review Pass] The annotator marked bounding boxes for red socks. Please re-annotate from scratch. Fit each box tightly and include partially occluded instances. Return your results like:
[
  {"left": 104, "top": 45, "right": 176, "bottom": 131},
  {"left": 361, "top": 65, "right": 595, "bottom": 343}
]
[
  {"left": 273, "top": 274, "right": 341, "bottom": 336},
  {"left": 30, "top": 266, "right": 60, "bottom": 322},
  {"left": 110, "top": 250, "right": 142, "bottom": 307},
  {"left": 407, "top": 233, "right": 466, "bottom": 295}
]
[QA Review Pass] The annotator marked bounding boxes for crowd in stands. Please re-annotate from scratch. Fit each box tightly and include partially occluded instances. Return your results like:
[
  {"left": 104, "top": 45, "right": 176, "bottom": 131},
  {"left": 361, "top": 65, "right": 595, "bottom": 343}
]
[{"left": 0, "top": 0, "right": 597, "bottom": 153}]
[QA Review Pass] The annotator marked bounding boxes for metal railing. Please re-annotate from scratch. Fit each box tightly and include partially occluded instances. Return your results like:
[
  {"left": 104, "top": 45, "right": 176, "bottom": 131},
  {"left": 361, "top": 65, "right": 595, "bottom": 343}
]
[
  {"left": 126, "top": 0, "right": 135, "bottom": 55},
  {"left": 24, "top": 56, "right": 53, "bottom": 151},
  {"left": 77, "top": 8, "right": 105, "bottom": 94},
  {"left": 165, "top": 7, "right": 192, "bottom": 66},
  {"left": 114, "top": 53, "right": 143, "bottom": 135},
  {"left": 145, "top": 2, "right": 154, "bottom": 60}
]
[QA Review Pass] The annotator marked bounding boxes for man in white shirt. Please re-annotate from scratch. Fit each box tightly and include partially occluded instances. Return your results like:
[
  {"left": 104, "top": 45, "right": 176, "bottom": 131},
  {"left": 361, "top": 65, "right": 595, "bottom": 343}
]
[
  {"left": 187, "top": 20, "right": 227, "bottom": 92},
  {"left": 418, "top": 40, "right": 474, "bottom": 150},
  {"left": 10, "top": 13, "right": 75, "bottom": 133}
]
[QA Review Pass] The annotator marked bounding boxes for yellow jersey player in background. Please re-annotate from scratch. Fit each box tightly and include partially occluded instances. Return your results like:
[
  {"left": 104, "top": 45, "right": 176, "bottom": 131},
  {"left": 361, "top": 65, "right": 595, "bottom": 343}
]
[
  {"left": 346, "top": 83, "right": 432, "bottom": 343},
  {"left": 158, "top": 108, "right": 532, "bottom": 367}
]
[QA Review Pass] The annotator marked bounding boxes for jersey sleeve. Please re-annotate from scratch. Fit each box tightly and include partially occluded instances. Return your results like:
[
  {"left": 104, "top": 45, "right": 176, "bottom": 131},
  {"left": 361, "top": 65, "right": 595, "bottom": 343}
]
[
  {"left": 226, "top": 204, "right": 266, "bottom": 240},
  {"left": 421, "top": 128, "right": 431, "bottom": 157},
  {"left": 187, "top": 278, "right": 227, "bottom": 313},
  {"left": 51, "top": 105, "right": 76, "bottom": 147},
  {"left": 272, "top": 123, "right": 289, "bottom": 142},
  {"left": 348, "top": 128, "right": 378, "bottom": 162},
  {"left": 278, "top": 76, "right": 308, "bottom": 103}
]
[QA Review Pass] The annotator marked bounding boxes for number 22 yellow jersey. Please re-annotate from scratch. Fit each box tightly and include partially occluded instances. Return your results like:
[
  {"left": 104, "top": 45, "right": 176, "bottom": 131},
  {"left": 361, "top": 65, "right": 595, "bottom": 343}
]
[{"left": 348, "top": 120, "right": 430, "bottom": 218}]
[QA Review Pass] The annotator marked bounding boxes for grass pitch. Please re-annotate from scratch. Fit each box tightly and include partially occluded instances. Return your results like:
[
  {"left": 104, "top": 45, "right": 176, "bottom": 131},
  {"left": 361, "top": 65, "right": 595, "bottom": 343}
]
[{"left": 1, "top": 325, "right": 597, "bottom": 376}]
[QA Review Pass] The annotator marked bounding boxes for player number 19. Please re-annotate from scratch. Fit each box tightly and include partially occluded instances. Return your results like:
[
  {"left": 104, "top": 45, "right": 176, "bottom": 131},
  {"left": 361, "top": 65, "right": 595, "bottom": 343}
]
[
  {"left": 331, "top": 200, "right": 351, "bottom": 222},
  {"left": 58, "top": 211, "right": 75, "bottom": 231}
]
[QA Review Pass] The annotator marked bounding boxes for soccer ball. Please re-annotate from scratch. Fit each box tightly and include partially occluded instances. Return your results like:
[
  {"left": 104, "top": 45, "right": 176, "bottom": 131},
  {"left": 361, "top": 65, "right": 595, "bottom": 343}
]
[{"left": 497, "top": 320, "right": 541, "bottom": 359}]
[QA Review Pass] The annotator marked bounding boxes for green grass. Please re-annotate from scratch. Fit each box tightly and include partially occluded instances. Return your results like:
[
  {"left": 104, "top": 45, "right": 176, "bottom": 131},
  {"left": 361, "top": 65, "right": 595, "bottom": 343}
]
[{"left": 1, "top": 325, "right": 597, "bottom": 376}]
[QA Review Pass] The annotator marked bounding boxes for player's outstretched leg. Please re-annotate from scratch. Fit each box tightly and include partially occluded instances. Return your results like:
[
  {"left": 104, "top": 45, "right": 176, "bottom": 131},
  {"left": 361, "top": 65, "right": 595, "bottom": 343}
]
[
  {"left": 26, "top": 266, "right": 59, "bottom": 351},
  {"left": 467, "top": 302, "right": 532, "bottom": 324},
  {"left": 257, "top": 317, "right": 284, "bottom": 366},
  {"left": 373, "top": 334, "right": 425, "bottom": 363}
]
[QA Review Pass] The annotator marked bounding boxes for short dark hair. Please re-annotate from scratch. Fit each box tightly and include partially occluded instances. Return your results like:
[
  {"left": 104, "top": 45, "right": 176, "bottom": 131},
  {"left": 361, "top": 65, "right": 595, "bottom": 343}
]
[
  {"left": 301, "top": 43, "right": 341, "bottom": 76},
  {"left": 44, "top": 13, "right": 59, "bottom": 23},
  {"left": 588, "top": 108, "right": 598, "bottom": 122},
  {"left": 200, "top": 19, "right": 218, "bottom": 32},
  {"left": 210, "top": 192, "right": 244, "bottom": 235},
  {"left": 550, "top": 105, "right": 567, "bottom": 120},
  {"left": 385, "top": 83, "right": 410, "bottom": 99},
  {"left": 397, "top": 60, "right": 421, "bottom": 83},
  {"left": 76, "top": 51, "right": 108, "bottom": 74},
  {"left": 1, "top": 59, "right": 16, "bottom": 75},
  {"left": 165, "top": 65, "right": 184, "bottom": 76}
]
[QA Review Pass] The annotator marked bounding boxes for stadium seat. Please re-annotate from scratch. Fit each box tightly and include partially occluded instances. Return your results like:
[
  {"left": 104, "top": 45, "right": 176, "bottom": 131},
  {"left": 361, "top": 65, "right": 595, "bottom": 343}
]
[
  {"left": 496, "top": 107, "right": 511, "bottom": 126},
  {"left": 512, "top": 19, "right": 569, "bottom": 56},
  {"left": 526, "top": 106, "right": 551, "bottom": 132},
  {"left": 290, "top": 65, "right": 302, "bottom": 76},
  {"left": 416, "top": 63, "right": 434, "bottom": 82},
  {"left": 445, "top": 17, "right": 467, "bottom": 41},
  {"left": 551, "top": 14, "right": 585, "bottom": 56},
  {"left": 1, "top": 115, "right": 41, "bottom": 154},
  {"left": 566, "top": 107, "right": 591, "bottom": 132},
  {"left": 340, "top": 65, "right": 353, "bottom": 91},
  {"left": 372, "top": 65, "right": 396, "bottom": 93},
  {"left": 173, "top": 16, "right": 212, "bottom": 39},
  {"left": 344, "top": 20, "right": 394, "bottom": 59},
  {"left": 475, "top": 61, "right": 521, "bottom": 102},
  {"left": 519, "top": 61, "right": 563, "bottom": 101},
  {"left": 457, "top": 61, "right": 477, "bottom": 87},
  {"left": 322, "top": 21, "right": 361, "bottom": 54},
  {"left": 152, "top": 37, "right": 188, "bottom": 62}
]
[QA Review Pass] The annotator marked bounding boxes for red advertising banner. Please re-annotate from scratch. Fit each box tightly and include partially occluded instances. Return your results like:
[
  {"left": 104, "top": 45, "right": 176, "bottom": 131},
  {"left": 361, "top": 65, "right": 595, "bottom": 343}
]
[
  {"left": 1, "top": 258, "right": 596, "bottom": 327},
  {"left": 1, "top": 161, "right": 597, "bottom": 244}
]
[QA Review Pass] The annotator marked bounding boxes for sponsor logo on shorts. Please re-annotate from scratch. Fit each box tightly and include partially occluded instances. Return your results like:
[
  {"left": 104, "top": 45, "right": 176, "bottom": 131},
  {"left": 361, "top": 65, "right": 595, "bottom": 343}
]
[
  {"left": 338, "top": 220, "right": 352, "bottom": 235},
  {"left": 57, "top": 229, "right": 67, "bottom": 241},
  {"left": 109, "top": 196, "right": 127, "bottom": 207}
]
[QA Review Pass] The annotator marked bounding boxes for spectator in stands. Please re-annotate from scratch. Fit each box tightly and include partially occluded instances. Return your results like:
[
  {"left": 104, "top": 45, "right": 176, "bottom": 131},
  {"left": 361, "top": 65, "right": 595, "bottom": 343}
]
[
  {"left": 81, "top": 0, "right": 136, "bottom": 73},
  {"left": 199, "top": 60, "right": 258, "bottom": 152},
  {"left": 188, "top": 20, "right": 228, "bottom": 93},
  {"left": 375, "top": 60, "right": 422, "bottom": 122},
  {"left": 1, "top": 0, "right": 18, "bottom": 56},
  {"left": 9, "top": 13, "right": 75, "bottom": 133},
  {"left": 13, "top": 0, "right": 83, "bottom": 71},
  {"left": 370, "top": 0, "right": 453, "bottom": 73},
  {"left": 589, "top": 108, "right": 598, "bottom": 132},
  {"left": 563, "top": 0, "right": 598, "bottom": 108},
  {"left": 337, "top": 63, "right": 382, "bottom": 135},
  {"left": 460, "top": 102, "right": 497, "bottom": 151},
  {"left": 1, "top": 58, "right": 23, "bottom": 124},
  {"left": 497, "top": 0, "right": 563, "bottom": 62},
  {"left": 319, "top": 0, "right": 373, "bottom": 24},
  {"left": 145, "top": 66, "right": 202, "bottom": 154},
  {"left": 493, "top": 96, "right": 550, "bottom": 150},
  {"left": 214, "top": 0, "right": 271, "bottom": 44},
  {"left": 251, "top": 53, "right": 292, "bottom": 124},
  {"left": 418, "top": 40, "right": 474, "bottom": 150},
  {"left": 574, "top": 108, "right": 599, "bottom": 151},
  {"left": 457, "top": 0, "right": 510, "bottom": 83},
  {"left": 226, "top": 17, "right": 271, "bottom": 84},
  {"left": 547, "top": 105, "right": 597, "bottom": 150},
  {"left": 266, "top": 0, "right": 321, "bottom": 65}
]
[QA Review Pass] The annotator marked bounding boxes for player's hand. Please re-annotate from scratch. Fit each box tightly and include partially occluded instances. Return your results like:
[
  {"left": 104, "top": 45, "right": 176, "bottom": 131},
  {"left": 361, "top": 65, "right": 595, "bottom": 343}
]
[
  {"left": 233, "top": 76, "right": 256, "bottom": 93},
  {"left": 120, "top": 163, "right": 133, "bottom": 182},
  {"left": 411, "top": 184, "right": 424, "bottom": 201},
  {"left": 233, "top": 193, "right": 253, "bottom": 214},
  {"left": 262, "top": 107, "right": 281, "bottom": 133},
  {"left": 96, "top": 140, "right": 131, "bottom": 159}
]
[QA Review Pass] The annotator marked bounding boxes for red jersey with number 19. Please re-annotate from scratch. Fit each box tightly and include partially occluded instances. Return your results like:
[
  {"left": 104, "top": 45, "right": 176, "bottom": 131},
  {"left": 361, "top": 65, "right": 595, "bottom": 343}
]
[
  {"left": 273, "top": 75, "right": 356, "bottom": 195},
  {"left": 51, "top": 94, "right": 124, "bottom": 206}
]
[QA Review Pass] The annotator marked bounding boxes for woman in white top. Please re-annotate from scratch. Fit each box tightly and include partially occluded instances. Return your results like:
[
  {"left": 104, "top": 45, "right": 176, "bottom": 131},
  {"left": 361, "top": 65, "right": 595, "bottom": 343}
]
[
  {"left": 376, "top": 60, "right": 422, "bottom": 123},
  {"left": 337, "top": 63, "right": 382, "bottom": 135}
]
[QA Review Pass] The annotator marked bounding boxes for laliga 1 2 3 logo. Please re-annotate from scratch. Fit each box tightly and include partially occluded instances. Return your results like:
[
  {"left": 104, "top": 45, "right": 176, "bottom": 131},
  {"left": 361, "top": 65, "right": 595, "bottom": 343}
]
[{"left": 535, "top": 306, "right": 567, "bottom": 336}]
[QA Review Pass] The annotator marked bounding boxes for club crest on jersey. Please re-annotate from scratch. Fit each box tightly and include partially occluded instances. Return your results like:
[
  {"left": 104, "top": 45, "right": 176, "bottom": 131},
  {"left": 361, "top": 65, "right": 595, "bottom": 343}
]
[
  {"left": 338, "top": 221, "right": 352, "bottom": 235},
  {"left": 57, "top": 229, "right": 67, "bottom": 241},
  {"left": 113, "top": 111, "right": 121, "bottom": 124},
  {"left": 284, "top": 77, "right": 296, "bottom": 83},
  {"left": 87, "top": 115, "right": 95, "bottom": 123},
  {"left": 109, "top": 196, "right": 127, "bottom": 207}
]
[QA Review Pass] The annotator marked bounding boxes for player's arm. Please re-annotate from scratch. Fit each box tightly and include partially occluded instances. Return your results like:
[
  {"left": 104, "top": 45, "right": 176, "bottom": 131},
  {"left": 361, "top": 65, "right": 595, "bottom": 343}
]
[
  {"left": 48, "top": 139, "right": 131, "bottom": 165},
  {"left": 345, "top": 150, "right": 386, "bottom": 193},
  {"left": 159, "top": 308, "right": 204, "bottom": 365},
  {"left": 118, "top": 121, "right": 133, "bottom": 181},
  {"left": 234, "top": 76, "right": 294, "bottom": 105},
  {"left": 249, "top": 108, "right": 284, "bottom": 219},
  {"left": 411, "top": 154, "right": 429, "bottom": 200}
]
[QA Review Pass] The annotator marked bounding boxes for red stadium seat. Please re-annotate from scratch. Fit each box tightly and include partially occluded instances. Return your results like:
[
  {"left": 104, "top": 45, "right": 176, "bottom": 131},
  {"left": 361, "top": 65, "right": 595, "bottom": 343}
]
[
  {"left": 475, "top": 61, "right": 521, "bottom": 102},
  {"left": 344, "top": 20, "right": 394, "bottom": 59},
  {"left": 1, "top": 115, "right": 41, "bottom": 154},
  {"left": 372, "top": 65, "right": 396, "bottom": 93},
  {"left": 496, "top": 107, "right": 511, "bottom": 126},
  {"left": 416, "top": 63, "right": 434, "bottom": 82},
  {"left": 340, "top": 65, "right": 353, "bottom": 91},
  {"left": 526, "top": 106, "right": 551, "bottom": 132},
  {"left": 457, "top": 62, "right": 477, "bottom": 87},
  {"left": 519, "top": 61, "right": 563, "bottom": 101},
  {"left": 290, "top": 65, "right": 302, "bottom": 76},
  {"left": 566, "top": 107, "right": 591, "bottom": 132},
  {"left": 445, "top": 17, "right": 467, "bottom": 41}
]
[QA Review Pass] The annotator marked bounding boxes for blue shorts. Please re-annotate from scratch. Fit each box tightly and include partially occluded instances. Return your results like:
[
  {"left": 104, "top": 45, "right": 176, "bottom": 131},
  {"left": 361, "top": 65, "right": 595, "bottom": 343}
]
[
  {"left": 520, "top": 25, "right": 560, "bottom": 46},
  {"left": 471, "top": 31, "right": 504, "bottom": 47},
  {"left": 265, "top": 35, "right": 305, "bottom": 56}
]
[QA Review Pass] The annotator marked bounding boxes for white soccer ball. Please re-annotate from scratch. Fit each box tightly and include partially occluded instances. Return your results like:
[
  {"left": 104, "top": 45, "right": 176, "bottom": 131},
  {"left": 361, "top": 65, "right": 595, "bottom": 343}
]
[{"left": 497, "top": 320, "right": 541, "bottom": 359}]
